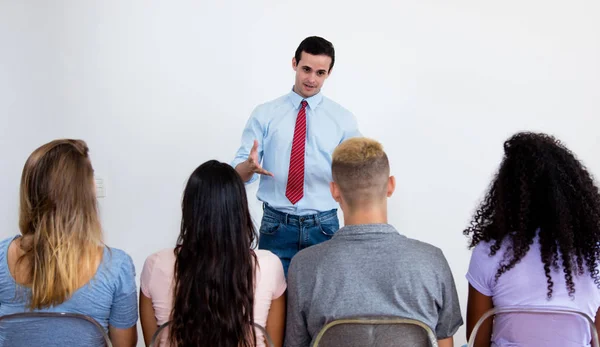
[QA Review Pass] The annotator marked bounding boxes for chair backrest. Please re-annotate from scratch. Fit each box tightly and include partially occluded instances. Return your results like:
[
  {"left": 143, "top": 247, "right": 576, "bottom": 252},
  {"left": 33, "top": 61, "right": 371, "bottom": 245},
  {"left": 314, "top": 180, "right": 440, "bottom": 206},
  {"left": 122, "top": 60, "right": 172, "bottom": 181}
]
[
  {"left": 0, "top": 312, "right": 112, "bottom": 347},
  {"left": 468, "top": 305, "right": 600, "bottom": 347},
  {"left": 311, "top": 316, "right": 439, "bottom": 347},
  {"left": 149, "top": 321, "right": 274, "bottom": 347}
]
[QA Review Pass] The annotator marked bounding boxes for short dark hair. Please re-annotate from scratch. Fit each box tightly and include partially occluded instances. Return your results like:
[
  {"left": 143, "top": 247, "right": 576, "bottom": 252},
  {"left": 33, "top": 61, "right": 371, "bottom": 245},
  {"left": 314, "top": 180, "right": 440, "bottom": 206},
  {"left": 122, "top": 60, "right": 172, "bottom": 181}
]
[{"left": 294, "top": 36, "right": 335, "bottom": 72}]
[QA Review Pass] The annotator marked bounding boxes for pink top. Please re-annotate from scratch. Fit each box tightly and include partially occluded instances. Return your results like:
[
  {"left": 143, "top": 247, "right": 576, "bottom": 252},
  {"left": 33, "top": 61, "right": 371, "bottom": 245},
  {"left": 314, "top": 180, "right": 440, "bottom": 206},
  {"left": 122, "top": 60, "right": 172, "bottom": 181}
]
[{"left": 141, "top": 248, "right": 286, "bottom": 346}]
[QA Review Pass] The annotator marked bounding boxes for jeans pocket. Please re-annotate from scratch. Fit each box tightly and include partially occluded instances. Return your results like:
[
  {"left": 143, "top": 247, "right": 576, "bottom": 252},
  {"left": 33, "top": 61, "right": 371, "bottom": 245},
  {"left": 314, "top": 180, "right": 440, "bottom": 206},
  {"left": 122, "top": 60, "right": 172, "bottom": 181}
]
[
  {"left": 259, "top": 217, "right": 282, "bottom": 236},
  {"left": 319, "top": 219, "right": 339, "bottom": 236}
]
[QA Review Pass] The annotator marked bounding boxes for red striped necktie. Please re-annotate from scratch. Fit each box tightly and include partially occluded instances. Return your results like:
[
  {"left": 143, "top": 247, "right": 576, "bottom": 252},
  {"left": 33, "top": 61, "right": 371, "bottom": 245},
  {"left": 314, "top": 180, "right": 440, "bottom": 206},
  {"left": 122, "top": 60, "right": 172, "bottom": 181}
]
[{"left": 285, "top": 100, "right": 308, "bottom": 205}]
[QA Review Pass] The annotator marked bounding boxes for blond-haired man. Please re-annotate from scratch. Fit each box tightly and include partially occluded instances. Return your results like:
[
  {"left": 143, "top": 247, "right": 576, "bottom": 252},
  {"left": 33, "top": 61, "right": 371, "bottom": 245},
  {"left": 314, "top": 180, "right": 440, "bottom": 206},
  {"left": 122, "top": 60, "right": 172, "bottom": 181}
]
[{"left": 284, "top": 137, "right": 463, "bottom": 347}]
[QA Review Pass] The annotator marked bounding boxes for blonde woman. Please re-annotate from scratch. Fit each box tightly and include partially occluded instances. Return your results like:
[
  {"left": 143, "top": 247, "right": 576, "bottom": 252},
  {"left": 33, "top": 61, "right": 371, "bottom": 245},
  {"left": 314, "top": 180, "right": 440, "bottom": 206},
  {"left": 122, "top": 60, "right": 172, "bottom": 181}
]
[{"left": 0, "top": 139, "right": 138, "bottom": 347}]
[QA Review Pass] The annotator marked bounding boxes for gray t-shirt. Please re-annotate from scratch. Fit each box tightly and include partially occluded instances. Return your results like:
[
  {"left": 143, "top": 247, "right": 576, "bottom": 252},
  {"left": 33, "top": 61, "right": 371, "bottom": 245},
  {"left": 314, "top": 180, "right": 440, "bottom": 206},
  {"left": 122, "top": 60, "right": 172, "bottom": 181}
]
[{"left": 284, "top": 224, "right": 463, "bottom": 347}]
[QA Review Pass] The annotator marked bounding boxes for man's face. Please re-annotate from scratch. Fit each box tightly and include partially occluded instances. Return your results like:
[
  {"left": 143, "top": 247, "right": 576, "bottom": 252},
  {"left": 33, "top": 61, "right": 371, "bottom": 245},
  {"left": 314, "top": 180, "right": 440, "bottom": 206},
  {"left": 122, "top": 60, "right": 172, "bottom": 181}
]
[{"left": 292, "top": 51, "right": 332, "bottom": 98}]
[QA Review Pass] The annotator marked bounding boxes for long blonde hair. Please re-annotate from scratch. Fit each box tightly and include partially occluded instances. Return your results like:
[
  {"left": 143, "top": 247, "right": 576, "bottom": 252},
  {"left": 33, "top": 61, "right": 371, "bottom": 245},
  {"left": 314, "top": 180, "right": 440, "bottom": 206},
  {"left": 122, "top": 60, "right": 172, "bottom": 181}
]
[{"left": 18, "top": 139, "right": 103, "bottom": 309}]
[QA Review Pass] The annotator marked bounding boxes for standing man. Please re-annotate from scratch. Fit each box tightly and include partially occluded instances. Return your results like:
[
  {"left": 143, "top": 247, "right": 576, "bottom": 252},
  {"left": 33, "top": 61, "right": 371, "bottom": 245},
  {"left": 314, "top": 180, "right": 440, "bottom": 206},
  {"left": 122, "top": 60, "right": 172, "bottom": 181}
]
[{"left": 232, "top": 36, "right": 360, "bottom": 275}]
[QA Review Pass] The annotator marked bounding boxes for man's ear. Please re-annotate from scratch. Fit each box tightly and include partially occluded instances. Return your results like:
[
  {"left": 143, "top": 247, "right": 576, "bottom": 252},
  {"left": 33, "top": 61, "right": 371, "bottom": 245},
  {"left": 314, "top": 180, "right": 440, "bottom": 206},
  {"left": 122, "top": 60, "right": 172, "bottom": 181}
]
[
  {"left": 292, "top": 57, "right": 298, "bottom": 71},
  {"left": 330, "top": 181, "right": 342, "bottom": 202},
  {"left": 387, "top": 176, "right": 396, "bottom": 197}
]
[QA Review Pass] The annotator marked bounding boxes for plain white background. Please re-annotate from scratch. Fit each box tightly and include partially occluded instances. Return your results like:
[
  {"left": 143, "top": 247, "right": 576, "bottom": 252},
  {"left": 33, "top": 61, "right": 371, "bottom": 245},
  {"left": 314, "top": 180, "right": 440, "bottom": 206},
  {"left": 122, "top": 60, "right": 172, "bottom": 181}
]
[{"left": 1, "top": 1, "right": 599, "bottom": 345}]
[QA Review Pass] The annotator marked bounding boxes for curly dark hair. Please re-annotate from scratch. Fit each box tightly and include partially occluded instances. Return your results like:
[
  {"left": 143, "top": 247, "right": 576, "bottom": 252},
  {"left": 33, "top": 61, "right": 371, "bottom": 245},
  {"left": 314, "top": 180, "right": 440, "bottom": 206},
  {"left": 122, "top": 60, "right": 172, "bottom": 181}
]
[
  {"left": 170, "top": 160, "right": 257, "bottom": 347},
  {"left": 464, "top": 132, "right": 600, "bottom": 299}
]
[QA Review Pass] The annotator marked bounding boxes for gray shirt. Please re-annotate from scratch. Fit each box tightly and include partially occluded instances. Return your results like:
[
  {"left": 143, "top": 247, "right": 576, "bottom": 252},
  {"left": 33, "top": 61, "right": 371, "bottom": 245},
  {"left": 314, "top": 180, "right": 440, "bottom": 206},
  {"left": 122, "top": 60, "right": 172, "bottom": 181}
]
[{"left": 284, "top": 224, "right": 463, "bottom": 347}]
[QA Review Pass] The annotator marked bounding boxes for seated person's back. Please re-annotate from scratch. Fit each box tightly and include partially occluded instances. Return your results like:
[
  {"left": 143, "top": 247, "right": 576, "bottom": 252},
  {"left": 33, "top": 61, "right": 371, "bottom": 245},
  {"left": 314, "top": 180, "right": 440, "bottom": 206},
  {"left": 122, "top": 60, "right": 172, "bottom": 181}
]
[
  {"left": 464, "top": 132, "right": 600, "bottom": 347},
  {"left": 139, "top": 160, "right": 287, "bottom": 347},
  {"left": 0, "top": 139, "right": 137, "bottom": 347},
  {"left": 140, "top": 248, "right": 286, "bottom": 347},
  {"left": 285, "top": 137, "right": 463, "bottom": 347},
  {"left": 0, "top": 239, "right": 136, "bottom": 338}
]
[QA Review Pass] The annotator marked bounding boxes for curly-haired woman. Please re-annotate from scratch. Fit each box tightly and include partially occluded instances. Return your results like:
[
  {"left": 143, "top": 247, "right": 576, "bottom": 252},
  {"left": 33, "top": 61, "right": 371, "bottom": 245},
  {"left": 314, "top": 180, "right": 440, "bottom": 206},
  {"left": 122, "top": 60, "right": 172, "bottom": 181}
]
[{"left": 465, "top": 132, "right": 600, "bottom": 347}]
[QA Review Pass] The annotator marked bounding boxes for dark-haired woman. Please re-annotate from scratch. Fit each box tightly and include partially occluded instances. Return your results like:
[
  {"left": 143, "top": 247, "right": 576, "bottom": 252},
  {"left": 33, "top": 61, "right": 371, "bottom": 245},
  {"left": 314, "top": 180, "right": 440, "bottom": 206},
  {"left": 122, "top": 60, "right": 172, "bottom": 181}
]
[
  {"left": 139, "top": 161, "right": 286, "bottom": 347},
  {"left": 465, "top": 132, "right": 600, "bottom": 347}
]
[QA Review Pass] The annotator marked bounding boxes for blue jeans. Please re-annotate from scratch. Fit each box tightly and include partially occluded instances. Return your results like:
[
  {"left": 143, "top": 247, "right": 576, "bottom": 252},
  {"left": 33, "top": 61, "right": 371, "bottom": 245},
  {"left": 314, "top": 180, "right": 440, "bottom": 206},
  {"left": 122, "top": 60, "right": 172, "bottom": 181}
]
[{"left": 258, "top": 204, "right": 339, "bottom": 276}]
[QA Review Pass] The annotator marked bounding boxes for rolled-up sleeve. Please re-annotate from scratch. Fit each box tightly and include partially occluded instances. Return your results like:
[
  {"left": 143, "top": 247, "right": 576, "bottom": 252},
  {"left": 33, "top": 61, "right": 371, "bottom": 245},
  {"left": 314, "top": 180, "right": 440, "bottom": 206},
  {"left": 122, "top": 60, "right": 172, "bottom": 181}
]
[
  {"left": 232, "top": 107, "right": 265, "bottom": 184},
  {"left": 340, "top": 112, "right": 361, "bottom": 142}
]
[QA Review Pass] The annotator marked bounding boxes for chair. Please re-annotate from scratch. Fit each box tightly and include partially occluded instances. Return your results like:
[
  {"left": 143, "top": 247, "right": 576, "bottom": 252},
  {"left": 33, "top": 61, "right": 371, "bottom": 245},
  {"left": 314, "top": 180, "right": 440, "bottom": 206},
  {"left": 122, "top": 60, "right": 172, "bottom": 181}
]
[
  {"left": 467, "top": 305, "right": 600, "bottom": 347},
  {"left": 311, "top": 316, "right": 439, "bottom": 347},
  {"left": 0, "top": 312, "right": 112, "bottom": 347},
  {"left": 149, "top": 321, "right": 274, "bottom": 347}
]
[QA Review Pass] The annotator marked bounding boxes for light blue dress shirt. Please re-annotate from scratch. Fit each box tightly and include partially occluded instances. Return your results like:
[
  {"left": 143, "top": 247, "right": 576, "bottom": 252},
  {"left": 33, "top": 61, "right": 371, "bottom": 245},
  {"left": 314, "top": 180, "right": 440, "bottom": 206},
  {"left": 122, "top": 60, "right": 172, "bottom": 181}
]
[{"left": 232, "top": 89, "right": 360, "bottom": 215}]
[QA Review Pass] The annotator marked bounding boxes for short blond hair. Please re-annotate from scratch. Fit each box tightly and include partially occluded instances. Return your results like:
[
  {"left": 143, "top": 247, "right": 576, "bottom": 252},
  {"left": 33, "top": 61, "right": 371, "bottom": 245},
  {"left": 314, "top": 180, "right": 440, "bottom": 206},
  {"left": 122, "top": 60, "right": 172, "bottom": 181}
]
[{"left": 332, "top": 137, "right": 390, "bottom": 207}]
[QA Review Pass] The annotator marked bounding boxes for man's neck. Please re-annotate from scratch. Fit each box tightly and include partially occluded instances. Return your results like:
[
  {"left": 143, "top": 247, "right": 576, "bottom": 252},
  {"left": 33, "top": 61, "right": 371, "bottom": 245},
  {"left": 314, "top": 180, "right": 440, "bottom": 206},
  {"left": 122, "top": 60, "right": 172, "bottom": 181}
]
[
  {"left": 292, "top": 85, "right": 308, "bottom": 99},
  {"left": 342, "top": 207, "right": 388, "bottom": 226}
]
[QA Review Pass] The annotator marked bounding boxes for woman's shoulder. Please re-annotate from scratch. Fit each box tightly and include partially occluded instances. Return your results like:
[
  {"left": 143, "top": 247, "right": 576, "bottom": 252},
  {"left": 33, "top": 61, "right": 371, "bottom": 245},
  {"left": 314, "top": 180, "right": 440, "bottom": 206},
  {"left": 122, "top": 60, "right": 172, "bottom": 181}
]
[
  {"left": 0, "top": 236, "right": 17, "bottom": 247},
  {"left": 255, "top": 250, "right": 285, "bottom": 279},
  {"left": 0, "top": 236, "right": 19, "bottom": 284},
  {"left": 471, "top": 238, "right": 511, "bottom": 259},
  {"left": 149, "top": 248, "right": 176, "bottom": 262},
  {"left": 104, "top": 246, "right": 134, "bottom": 266},
  {"left": 255, "top": 249, "right": 282, "bottom": 268},
  {"left": 143, "top": 248, "right": 175, "bottom": 272},
  {"left": 98, "top": 246, "right": 136, "bottom": 282},
  {"left": 254, "top": 250, "right": 286, "bottom": 298},
  {"left": 140, "top": 248, "right": 175, "bottom": 293},
  {"left": 0, "top": 236, "right": 16, "bottom": 256}
]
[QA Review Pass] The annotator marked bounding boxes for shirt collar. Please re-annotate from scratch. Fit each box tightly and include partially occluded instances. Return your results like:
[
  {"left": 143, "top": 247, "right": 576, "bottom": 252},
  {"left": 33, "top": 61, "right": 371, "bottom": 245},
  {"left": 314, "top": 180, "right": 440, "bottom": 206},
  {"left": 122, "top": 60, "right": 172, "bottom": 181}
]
[
  {"left": 332, "top": 224, "right": 402, "bottom": 238},
  {"left": 287, "top": 87, "right": 323, "bottom": 110}
]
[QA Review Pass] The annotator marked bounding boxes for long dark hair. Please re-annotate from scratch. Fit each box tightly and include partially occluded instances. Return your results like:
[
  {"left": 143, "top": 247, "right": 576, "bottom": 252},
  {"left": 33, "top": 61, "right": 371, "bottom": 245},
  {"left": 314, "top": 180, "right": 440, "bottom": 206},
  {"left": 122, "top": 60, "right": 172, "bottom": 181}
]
[
  {"left": 464, "top": 132, "right": 600, "bottom": 298},
  {"left": 170, "top": 160, "right": 257, "bottom": 347}
]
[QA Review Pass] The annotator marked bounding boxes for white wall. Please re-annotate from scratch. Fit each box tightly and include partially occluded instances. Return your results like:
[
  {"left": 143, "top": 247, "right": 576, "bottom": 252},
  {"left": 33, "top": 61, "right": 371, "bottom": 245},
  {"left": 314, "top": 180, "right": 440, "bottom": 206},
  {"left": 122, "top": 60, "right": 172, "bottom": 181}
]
[{"left": 1, "top": 1, "right": 599, "bottom": 345}]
